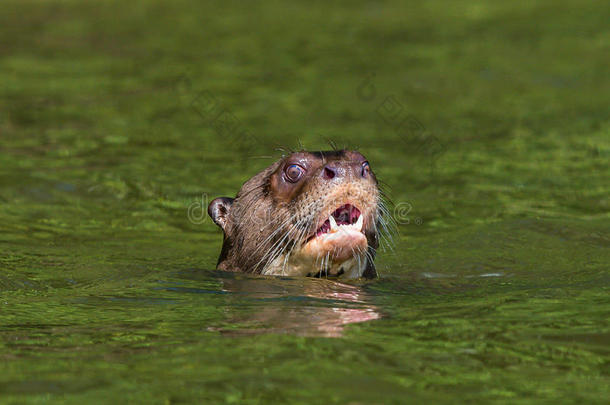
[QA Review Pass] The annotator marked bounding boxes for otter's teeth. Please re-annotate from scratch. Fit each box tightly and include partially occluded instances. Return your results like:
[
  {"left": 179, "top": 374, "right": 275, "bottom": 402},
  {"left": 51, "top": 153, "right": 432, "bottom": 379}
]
[
  {"left": 355, "top": 213, "right": 363, "bottom": 231},
  {"left": 328, "top": 215, "right": 338, "bottom": 232}
]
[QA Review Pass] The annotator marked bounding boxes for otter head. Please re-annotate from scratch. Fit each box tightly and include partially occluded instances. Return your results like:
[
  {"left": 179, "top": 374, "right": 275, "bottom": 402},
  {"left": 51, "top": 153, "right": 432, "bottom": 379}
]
[{"left": 208, "top": 150, "right": 381, "bottom": 279}]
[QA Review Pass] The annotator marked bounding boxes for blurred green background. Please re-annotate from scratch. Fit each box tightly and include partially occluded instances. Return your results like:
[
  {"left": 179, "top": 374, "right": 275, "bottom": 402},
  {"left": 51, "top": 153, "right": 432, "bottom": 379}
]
[{"left": 0, "top": 0, "right": 608, "bottom": 403}]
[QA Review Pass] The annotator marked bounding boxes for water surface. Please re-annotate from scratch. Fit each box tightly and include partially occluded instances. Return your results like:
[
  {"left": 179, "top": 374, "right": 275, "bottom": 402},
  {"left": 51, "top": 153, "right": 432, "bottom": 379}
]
[{"left": 1, "top": 0, "right": 609, "bottom": 403}]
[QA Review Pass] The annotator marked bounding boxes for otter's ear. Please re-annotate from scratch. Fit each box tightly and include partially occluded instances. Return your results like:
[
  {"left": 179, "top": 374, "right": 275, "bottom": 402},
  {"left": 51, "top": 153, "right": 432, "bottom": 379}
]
[{"left": 208, "top": 197, "right": 234, "bottom": 231}]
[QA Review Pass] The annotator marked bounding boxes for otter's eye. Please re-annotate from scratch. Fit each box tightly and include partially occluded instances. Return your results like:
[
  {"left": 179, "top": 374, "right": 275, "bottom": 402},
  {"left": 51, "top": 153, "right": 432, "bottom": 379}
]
[
  {"left": 284, "top": 164, "right": 305, "bottom": 183},
  {"left": 361, "top": 161, "right": 371, "bottom": 177}
]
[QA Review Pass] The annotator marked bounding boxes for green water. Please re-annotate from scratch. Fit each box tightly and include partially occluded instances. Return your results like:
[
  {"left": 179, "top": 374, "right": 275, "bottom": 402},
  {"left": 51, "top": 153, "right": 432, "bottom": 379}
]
[{"left": 1, "top": 0, "right": 609, "bottom": 403}]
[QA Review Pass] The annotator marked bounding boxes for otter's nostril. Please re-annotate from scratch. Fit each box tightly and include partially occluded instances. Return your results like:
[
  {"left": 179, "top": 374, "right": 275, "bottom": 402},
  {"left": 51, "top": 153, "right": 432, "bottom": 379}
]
[{"left": 323, "top": 167, "right": 336, "bottom": 180}]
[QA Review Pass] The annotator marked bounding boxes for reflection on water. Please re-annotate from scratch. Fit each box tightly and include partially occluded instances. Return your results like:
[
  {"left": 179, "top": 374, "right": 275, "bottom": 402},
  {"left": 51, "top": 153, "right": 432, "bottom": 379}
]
[{"left": 212, "top": 275, "right": 380, "bottom": 337}]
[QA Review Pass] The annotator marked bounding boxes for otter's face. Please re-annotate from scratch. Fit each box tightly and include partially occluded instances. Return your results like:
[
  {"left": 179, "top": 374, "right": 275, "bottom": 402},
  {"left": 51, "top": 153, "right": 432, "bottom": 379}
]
[{"left": 208, "top": 150, "right": 381, "bottom": 279}]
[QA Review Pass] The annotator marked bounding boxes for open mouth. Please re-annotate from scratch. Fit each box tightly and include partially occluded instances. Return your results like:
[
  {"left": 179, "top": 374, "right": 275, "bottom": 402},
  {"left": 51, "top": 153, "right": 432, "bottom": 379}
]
[
  {"left": 310, "top": 204, "right": 364, "bottom": 240},
  {"left": 287, "top": 202, "right": 371, "bottom": 275}
]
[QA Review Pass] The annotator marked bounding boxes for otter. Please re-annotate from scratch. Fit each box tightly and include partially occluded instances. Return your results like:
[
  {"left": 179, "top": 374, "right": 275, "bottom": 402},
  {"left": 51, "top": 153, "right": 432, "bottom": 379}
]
[{"left": 207, "top": 150, "right": 381, "bottom": 279}]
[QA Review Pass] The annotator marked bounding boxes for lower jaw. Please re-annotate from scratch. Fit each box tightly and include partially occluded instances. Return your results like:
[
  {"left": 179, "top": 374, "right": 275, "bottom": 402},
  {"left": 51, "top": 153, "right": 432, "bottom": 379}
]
[{"left": 257, "top": 223, "right": 370, "bottom": 278}]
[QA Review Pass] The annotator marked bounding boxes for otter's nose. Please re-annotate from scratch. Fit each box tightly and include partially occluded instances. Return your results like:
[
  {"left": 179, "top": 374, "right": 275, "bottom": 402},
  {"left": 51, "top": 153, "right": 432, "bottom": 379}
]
[
  {"left": 322, "top": 163, "right": 365, "bottom": 181},
  {"left": 323, "top": 166, "right": 337, "bottom": 180}
]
